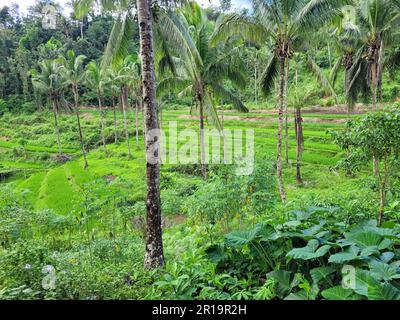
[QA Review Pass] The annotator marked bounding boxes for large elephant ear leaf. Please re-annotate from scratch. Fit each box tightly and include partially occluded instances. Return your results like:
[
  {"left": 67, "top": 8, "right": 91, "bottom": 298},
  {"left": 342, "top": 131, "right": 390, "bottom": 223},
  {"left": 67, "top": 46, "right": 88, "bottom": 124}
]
[
  {"left": 329, "top": 245, "right": 360, "bottom": 264},
  {"left": 255, "top": 222, "right": 276, "bottom": 241},
  {"left": 287, "top": 239, "right": 331, "bottom": 260},
  {"left": 267, "top": 270, "right": 298, "bottom": 299},
  {"left": 353, "top": 269, "right": 379, "bottom": 297},
  {"left": 345, "top": 230, "right": 385, "bottom": 248},
  {"left": 224, "top": 227, "right": 259, "bottom": 247},
  {"left": 321, "top": 286, "right": 363, "bottom": 300},
  {"left": 368, "top": 260, "right": 400, "bottom": 282},
  {"left": 284, "top": 290, "right": 309, "bottom": 300},
  {"left": 310, "top": 266, "right": 336, "bottom": 284},
  {"left": 368, "top": 282, "right": 400, "bottom": 300}
]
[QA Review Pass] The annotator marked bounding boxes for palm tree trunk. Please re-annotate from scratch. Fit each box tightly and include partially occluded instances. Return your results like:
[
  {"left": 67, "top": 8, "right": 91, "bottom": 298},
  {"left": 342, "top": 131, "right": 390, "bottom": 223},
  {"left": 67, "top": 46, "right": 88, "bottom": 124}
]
[
  {"left": 52, "top": 100, "right": 62, "bottom": 155},
  {"left": 284, "top": 59, "right": 290, "bottom": 165},
  {"left": 97, "top": 95, "right": 108, "bottom": 155},
  {"left": 295, "top": 107, "right": 303, "bottom": 185},
  {"left": 371, "top": 62, "right": 378, "bottom": 111},
  {"left": 377, "top": 40, "right": 384, "bottom": 108},
  {"left": 135, "top": 100, "right": 140, "bottom": 149},
  {"left": 277, "top": 57, "right": 287, "bottom": 203},
  {"left": 159, "top": 99, "right": 163, "bottom": 129},
  {"left": 199, "top": 99, "right": 207, "bottom": 180},
  {"left": 112, "top": 96, "right": 118, "bottom": 144},
  {"left": 121, "top": 86, "right": 132, "bottom": 159},
  {"left": 254, "top": 51, "right": 258, "bottom": 105},
  {"left": 221, "top": 100, "right": 224, "bottom": 129},
  {"left": 378, "top": 156, "right": 388, "bottom": 226},
  {"left": 80, "top": 18, "right": 84, "bottom": 39},
  {"left": 73, "top": 85, "right": 88, "bottom": 168},
  {"left": 142, "top": 100, "right": 146, "bottom": 140},
  {"left": 137, "top": 0, "right": 164, "bottom": 269}
]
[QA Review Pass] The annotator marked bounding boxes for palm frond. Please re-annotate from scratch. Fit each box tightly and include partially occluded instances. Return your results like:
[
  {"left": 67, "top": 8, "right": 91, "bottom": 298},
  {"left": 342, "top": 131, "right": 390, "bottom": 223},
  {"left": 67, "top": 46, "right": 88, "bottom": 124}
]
[
  {"left": 209, "top": 82, "right": 248, "bottom": 113},
  {"left": 210, "top": 13, "right": 268, "bottom": 47},
  {"left": 305, "top": 55, "right": 337, "bottom": 101},
  {"left": 260, "top": 54, "right": 279, "bottom": 96},
  {"left": 101, "top": 12, "right": 134, "bottom": 71}
]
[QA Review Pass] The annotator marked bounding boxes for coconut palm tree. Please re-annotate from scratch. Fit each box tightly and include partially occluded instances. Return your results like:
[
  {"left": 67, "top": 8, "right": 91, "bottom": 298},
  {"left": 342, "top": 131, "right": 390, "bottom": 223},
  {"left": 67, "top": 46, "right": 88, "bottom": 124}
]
[
  {"left": 85, "top": 60, "right": 108, "bottom": 156},
  {"left": 104, "top": 67, "right": 120, "bottom": 144},
  {"left": 157, "top": 2, "right": 248, "bottom": 180},
  {"left": 212, "top": 0, "right": 348, "bottom": 202},
  {"left": 115, "top": 58, "right": 135, "bottom": 160},
  {"left": 123, "top": 54, "right": 142, "bottom": 150},
  {"left": 353, "top": 0, "right": 400, "bottom": 110},
  {"left": 75, "top": 0, "right": 165, "bottom": 268},
  {"left": 31, "top": 59, "right": 66, "bottom": 155},
  {"left": 328, "top": 5, "right": 367, "bottom": 113},
  {"left": 59, "top": 50, "right": 89, "bottom": 168}
]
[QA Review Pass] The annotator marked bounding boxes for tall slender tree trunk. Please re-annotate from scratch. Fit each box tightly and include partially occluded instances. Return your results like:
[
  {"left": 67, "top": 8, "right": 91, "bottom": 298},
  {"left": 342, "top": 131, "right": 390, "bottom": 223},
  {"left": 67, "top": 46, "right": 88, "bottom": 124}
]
[
  {"left": 135, "top": 100, "right": 140, "bottom": 149},
  {"left": 377, "top": 156, "right": 387, "bottom": 226},
  {"left": 377, "top": 40, "right": 384, "bottom": 108},
  {"left": 52, "top": 99, "right": 62, "bottom": 155},
  {"left": 112, "top": 96, "right": 118, "bottom": 144},
  {"left": 221, "top": 100, "right": 224, "bottom": 129},
  {"left": 295, "top": 107, "right": 303, "bottom": 185},
  {"left": 80, "top": 19, "right": 84, "bottom": 39},
  {"left": 158, "top": 99, "right": 163, "bottom": 129},
  {"left": 284, "top": 59, "right": 290, "bottom": 165},
  {"left": 254, "top": 51, "right": 258, "bottom": 105},
  {"left": 121, "top": 86, "right": 132, "bottom": 159},
  {"left": 137, "top": 0, "right": 164, "bottom": 269},
  {"left": 73, "top": 85, "right": 88, "bottom": 168},
  {"left": 371, "top": 62, "right": 378, "bottom": 111},
  {"left": 97, "top": 95, "right": 108, "bottom": 155},
  {"left": 199, "top": 99, "right": 207, "bottom": 180},
  {"left": 142, "top": 100, "right": 146, "bottom": 140},
  {"left": 277, "top": 57, "right": 287, "bottom": 203}
]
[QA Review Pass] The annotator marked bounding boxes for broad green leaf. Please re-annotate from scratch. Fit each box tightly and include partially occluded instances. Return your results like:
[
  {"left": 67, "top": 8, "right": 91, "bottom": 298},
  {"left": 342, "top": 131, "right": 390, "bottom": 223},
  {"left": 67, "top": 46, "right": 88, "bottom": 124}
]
[
  {"left": 368, "top": 282, "right": 400, "bottom": 300},
  {"left": 329, "top": 246, "right": 360, "bottom": 264},
  {"left": 268, "top": 270, "right": 298, "bottom": 299},
  {"left": 225, "top": 228, "right": 258, "bottom": 247},
  {"left": 346, "top": 231, "right": 385, "bottom": 249},
  {"left": 353, "top": 270, "right": 379, "bottom": 297},
  {"left": 321, "top": 286, "right": 362, "bottom": 300},
  {"left": 284, "top": 290, "right": 309, "bottom": 300},
  {"left": 255, "top": 223, "right": 275, "bottom": 240},
  {"left": 287, "top": 240, "right": 331, "bottom": 260},
  {"left": 310, "top": 266, "right": 336, "bottom": 284},
  {"left": 369, "top": 260, "right": 400, "bottom": 282},
  {"left": 379, "top": 252, "right": 395, "bottom": 263},
  {"left": 360, "top": 246, "right": 380, "bottom": 257}
]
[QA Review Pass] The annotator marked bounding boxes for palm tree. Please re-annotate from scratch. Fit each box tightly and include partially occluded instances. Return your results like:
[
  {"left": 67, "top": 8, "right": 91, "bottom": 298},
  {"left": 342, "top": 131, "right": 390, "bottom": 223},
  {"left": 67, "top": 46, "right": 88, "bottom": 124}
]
[
  {"left": 75, "top": 0, "right": 165, "bottom": 268},
  {"left": 157, "top": 2, "right": 248, "bottom": 180},
  {"left": 212, "top": 0, "right": 348, "bottom": 202},
  {"left": 115, "top": 59, "right": 134, "bottom": 160},
  {"left": 355, "top": 0, "right": 400, "bottom": 110},
  {"left": 59, "top": 49, "right": 89, "bottom": 168},
  {"left": 32, "top": 59, "right": 65, "bottom": 155},
  {"left": 328, "top": 6, "right": 366, "bottom": 113},
  {"left": 104, "top": 67, "right": 120, "bottom": 144},
  {"left": 123, "top": 55, "right": 142, "bottom": 150},
  {"left": 85, "top": 60, "right": 108, "bottom": 155},
  {"left": 137, "top": 0, "right": 165, "bottom": 269}
]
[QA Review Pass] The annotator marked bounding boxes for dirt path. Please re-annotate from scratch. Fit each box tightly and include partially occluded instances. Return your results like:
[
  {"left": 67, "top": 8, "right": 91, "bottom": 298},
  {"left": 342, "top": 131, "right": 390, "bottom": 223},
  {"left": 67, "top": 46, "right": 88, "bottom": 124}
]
[{"left": 178, "top": 114, "right": 347, "bottom": 124}]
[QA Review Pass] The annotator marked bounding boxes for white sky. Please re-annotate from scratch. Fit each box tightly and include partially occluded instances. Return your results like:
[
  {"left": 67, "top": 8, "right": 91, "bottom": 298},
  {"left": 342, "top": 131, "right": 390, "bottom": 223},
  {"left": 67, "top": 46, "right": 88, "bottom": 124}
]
[{"left": 1, "top": 0, "right": 251, "bottom": 15}]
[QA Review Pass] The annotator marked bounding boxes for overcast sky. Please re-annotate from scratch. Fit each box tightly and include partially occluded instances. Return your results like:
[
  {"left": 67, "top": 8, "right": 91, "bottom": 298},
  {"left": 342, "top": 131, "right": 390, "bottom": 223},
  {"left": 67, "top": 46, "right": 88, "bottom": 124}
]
[{"left": 1, "top": 0, "right": 251, "bottom": 15}]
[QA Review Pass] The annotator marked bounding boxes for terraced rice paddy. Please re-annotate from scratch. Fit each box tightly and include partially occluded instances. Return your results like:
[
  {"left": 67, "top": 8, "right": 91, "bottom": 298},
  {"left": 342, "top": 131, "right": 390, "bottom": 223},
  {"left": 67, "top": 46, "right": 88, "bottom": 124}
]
[{"left": 0, "top": 107, "right": 364, "bottom": 215}]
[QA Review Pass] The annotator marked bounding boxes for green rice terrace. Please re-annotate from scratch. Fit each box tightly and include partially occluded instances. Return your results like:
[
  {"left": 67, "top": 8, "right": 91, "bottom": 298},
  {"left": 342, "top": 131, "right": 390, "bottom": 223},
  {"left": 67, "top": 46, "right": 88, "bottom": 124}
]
[{"left": 0, "top": 108, "right": 360, "bottom": 215}]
